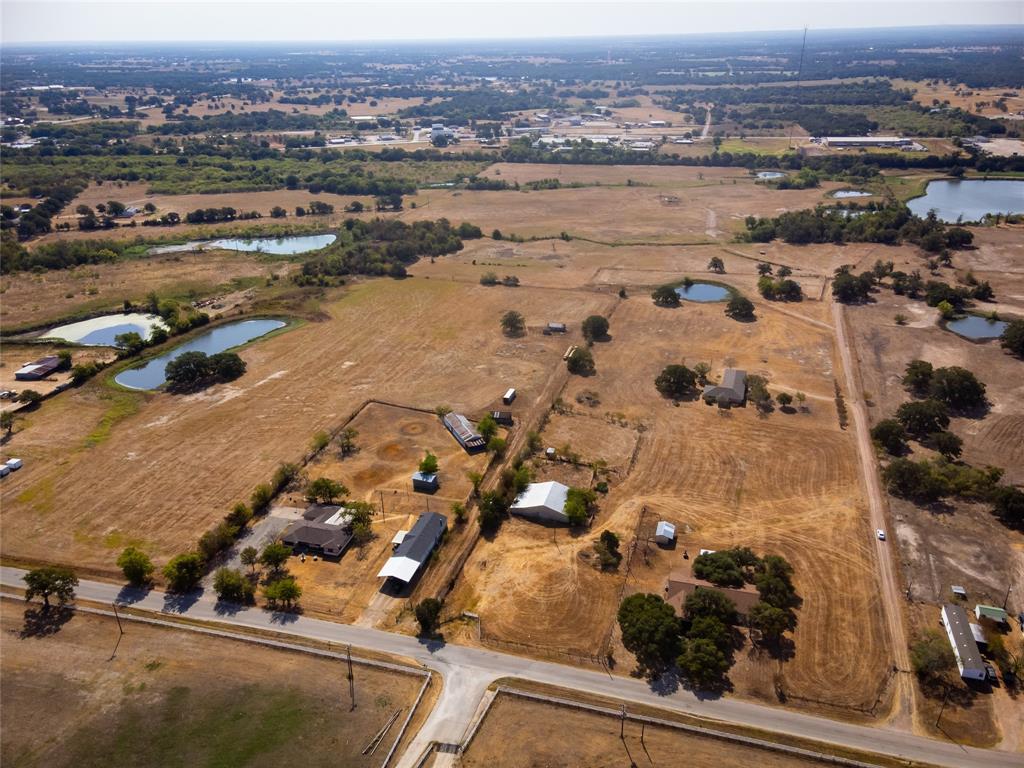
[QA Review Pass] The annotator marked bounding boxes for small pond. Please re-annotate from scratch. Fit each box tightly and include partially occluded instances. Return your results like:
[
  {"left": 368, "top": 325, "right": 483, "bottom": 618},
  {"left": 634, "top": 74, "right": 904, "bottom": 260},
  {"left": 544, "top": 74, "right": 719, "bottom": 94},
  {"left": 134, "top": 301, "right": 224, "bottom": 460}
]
[
  {"left": 674, "top": 282, "right": 731, "bottom": 302},
  {"left": 149, "top": 233, "right": 336, "bottom": 256},
  {"left": 42, "top": 313, "right": 169, "bottom": 347},
  {"left": 832, "top": 189, "right": 873, "bottom": 199},
  {"left": 756, "top": 171, "right": 786, "bottom": 180},
  {"left": 115, "top": 318, "right": 286, "bottom": 390},
  {"left": 908, "top": 179, "right": 1024, "bottom": 223},
  {"left": 945, "top": 315, "right": 1008, "bottom": 341}
]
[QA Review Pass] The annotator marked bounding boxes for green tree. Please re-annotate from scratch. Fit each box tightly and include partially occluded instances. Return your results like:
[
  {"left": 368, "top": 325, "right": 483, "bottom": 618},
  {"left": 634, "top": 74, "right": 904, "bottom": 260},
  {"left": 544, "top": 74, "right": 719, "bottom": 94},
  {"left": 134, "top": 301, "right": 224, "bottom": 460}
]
[
  {"left": 240, "top": 546, "right": 259, "bottom": 574},
  {"left": 754, "top": 555, "right": 799, "bottom": 611},
  {"left": 929, "top": 430, "right": 963, "bottom": 460},
  {"left": 259, "top": 541, "right": 293, "bottom": 573},
  {"left": 687, "top": 614, "right": 732, "bottom": 654},
  {"left": 749, "top": 601, "right": 791, "bottom": 644},
  {"left": 1000, "top": 319, "right": 1024, "bottom": 358},
  {"left": 251, "top": 483, "right": 273, "bottom": 513},
  {"left": 928, "top": 366, "right": 986, "bottom": 411},
  {"left": 23, "top": 566, "right": 78, "bottom": 609},
  {"left": 263, "top": 576, "right": 301, "bottom": 609},
  {"left": 477, "top": 415, "right": 498, "bottom": 442},
  {"left": 418, "top": 451, "right": 439, "bottom": 474},
  {"left": 910, "top": 629, "right": 955, "bottom": 681},
  {"left": 225, "top": 501, "right": 253, "bottom": 529},
  {"left": 707, "top": 256, "right": 725, "bottom": 273},
  {"left": 165, "top": 351, "right": 211, "bottom": 388},
  {"left": 871, "top": 419, "right": 907, "bottom": 455},
  {"left": 311, "top": 430, "right": 330, "bottom": 452},
  {"left": 467, "top": 471, "right": 483, "bottom": 497},
  {"left": 725, "top": 295, "right": 755, "bottom": 321},
  {"left": 617, "top": 593, "right": 680, "bottom": 673},
  {"left": 487, "top": 436, "right": 507, "bottom": 455},
  {"left": 581, "top": 315, "right": 610, "bottom": 343},
  {"left": 162, "top": 553, "right": 204, "bottom": 592},
  {"left": 655, "top": 364, "right": 696, "bottom": 399},
  {"left": 882, "top": 459, "right": 951, "bottom": 503},
  {"left": 338, "top": 427, "right": 359, "bottom": 456},
  {"left": 1, "top": 410, "right": 15, "bottom": 437},
  {"left": 776, "top": 392, "right": 793, "bottom": 409},
  {"left": 500, "top": 310, "right": 525, "bottom": 336},
  {"left": 114, "top": 331, "right": 146, "bottom": 356},
  {"left": 684, "top": 587, "right": 737, "bottom": 625},
  {"left": 757, "top": 262, "right": 773, "bottom": 276},
  {"left": 117, "top": 546, "right": 154, "bottom": 586},
  {"left": 594, "top": 530, "right": 622, "bottom": 570},
  {"left": 415, "top": 597, "right": 444, "bottom": 636},
  {"left": 16, "top": 389, "right": 43, "bottom": 407},
  {"left": 566, "top": 346, "right": 595, "bottom": 375},
  {"left": 477, "top": 490, "right": 507, "bottom": 532},
  {"left": 213, "top": 567, "right": 254, "bottom": 603},
  {"left": 306, "top": 477, "right": 348, "bottom": 504},
  {"left": 896, "top": 399, "right": 950, "bottom": 438},
  {"left": 450, "top": 501, "right": 467, "bottom": 525},
  {"left": 677, "top": 637, "right": 730, "bottom": 688},
  {"left": 936, "top": 300, "right": 956, "bottom": 320},
  {"left": 480, "top": 271, "right": 499, "bottom": 286},
  {"left": 693, "top": 362, "right": 711, "bottom": 385},
  {"left": 651, "top": 284, "right": 680, "bottom": 307}
]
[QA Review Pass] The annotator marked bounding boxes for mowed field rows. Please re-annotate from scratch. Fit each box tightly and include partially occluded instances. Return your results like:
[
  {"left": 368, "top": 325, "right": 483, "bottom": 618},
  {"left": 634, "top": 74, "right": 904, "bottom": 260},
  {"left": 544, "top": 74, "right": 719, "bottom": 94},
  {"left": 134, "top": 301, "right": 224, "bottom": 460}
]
[
  {"left": 0, "top": 277, "right": 613, "bottom": 574},
  {"left": 451, "top": 294, "right": 892, "bottom": 712}
]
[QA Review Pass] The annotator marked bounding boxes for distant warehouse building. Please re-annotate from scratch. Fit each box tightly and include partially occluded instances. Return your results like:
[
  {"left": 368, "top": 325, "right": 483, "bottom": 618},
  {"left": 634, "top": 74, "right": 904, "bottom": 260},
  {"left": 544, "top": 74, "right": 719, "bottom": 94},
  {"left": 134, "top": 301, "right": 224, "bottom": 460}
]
[
  {"left": 941, "top": 603, "right": 986, "bottom": 682},
  {"left": 14, "top": 355, "right": 61, "bottom": 381},
  {"left": 443, "top": 412, "right": 486, "bottom": 453},
  {"left": 823, "top": 136, "right": 912, "bottom": 148}
]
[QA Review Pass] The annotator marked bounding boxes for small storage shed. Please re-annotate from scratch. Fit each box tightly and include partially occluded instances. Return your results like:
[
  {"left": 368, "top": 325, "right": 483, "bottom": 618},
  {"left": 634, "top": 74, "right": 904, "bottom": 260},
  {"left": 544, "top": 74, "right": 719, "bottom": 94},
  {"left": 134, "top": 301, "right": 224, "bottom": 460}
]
[
  {"left": 412, "top": 471, "right": 439, "bottom": 493},
  {"left": 655, "top": 521, "right": 676, "bottom": 545},
  {"left": 951, "top": 585, "right": 967, "bottom": 599},
  {"left": 0, "top": 465, "right": 9, "bottom": 478},
  {"left": 976, "top": 605, "right": 1009, "bottom": 625},
  {"left": 503, "top": 388, "right": 517, "bottom": 405},
  {"left": 970, "top": 622, "right": 988, "bottom": 650},
  {"left": 491, "top": 410, "right": 513, "bottom": 426}
]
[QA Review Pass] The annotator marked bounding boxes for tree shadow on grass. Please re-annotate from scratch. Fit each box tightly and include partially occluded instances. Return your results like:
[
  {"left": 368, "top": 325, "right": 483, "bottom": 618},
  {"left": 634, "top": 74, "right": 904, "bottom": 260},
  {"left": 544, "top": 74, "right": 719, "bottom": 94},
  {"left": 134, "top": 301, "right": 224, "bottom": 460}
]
[{"left": 20, "top": 605, "right": 73, "bottom": 638}]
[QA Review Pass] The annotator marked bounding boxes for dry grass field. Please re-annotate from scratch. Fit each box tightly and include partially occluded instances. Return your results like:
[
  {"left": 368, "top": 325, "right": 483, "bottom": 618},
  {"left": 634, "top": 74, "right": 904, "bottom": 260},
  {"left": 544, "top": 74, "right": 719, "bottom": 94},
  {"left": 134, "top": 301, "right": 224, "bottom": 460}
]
[
  {"left": 461, "top": 692, "right": 831, "bottom": 768},
  {"left": 0, "top": 277, "right": 610, "bottom": 576},
  {"left": 0, "top": 250, "right": 290, "bottom": 331},
  {"left": 449, "top": 289, "right": 893, "bottom": 715},
  {"left": 891, "top": 79, "right": 1024, "bottom": 118},
  {"left": 0, "top": 600, "right": 422, "bottom": 768}
]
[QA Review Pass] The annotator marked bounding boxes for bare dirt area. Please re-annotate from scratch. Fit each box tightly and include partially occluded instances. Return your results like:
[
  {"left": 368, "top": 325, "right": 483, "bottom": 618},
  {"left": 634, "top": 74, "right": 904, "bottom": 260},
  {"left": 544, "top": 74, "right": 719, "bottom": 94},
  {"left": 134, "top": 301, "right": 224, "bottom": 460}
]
[
  {"left": 461, "top": 692, "right": 830, "bottom": 768},
  {"left": 0, "top": 278, "right": 611, "bottom": 577},
  {"left": 0, "top": 599, "right": 422, "bottom": 768},
  {"left": 450, "top": 293, "right": 893, "bottom": 716},
  {"left": 1, "top": 251, "right": 290, "bottom": 331}
]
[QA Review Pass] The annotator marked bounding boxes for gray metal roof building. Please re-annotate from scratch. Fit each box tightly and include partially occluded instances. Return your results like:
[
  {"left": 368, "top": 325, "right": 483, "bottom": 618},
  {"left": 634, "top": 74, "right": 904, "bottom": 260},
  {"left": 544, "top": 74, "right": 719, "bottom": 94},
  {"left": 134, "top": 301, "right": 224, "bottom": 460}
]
[
  {"left": 941, "top": 603, "right": 986, "bottom": 681},
  {"left": 703, "top": 368, "right": 747, "bottom": 405},
  {"left": 377, "top": 511, "right": 447, "bottom": 583},
  {"left": 443, "top": 412, "right": 486, "bottom": 453}
]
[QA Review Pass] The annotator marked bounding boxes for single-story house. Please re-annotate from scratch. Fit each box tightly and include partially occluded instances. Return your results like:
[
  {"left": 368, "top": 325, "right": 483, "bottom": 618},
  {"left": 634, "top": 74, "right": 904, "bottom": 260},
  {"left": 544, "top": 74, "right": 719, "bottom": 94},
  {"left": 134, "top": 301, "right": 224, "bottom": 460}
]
[
  {"left": 510, "top": 481, "right": 570, "bottom": 524},
  {"left": 655, "top": 521, "right": 676, "bottom": 545},
  {"left": 703, "top": 368, "right": 747, "bottom": 405},
  {"left": 941, "top": 603, "right": 986, "bottom": 681},
  {"left": 443, "top": 412, "right": 486, "bottom": 453},
  {"left": 377, "top": 511, "right": 447, "bottom": 584},
  {"left": 976, "top": 604, "right": 1009, "bottom": 625},
  {"left": 15, "top": 355, "right": 61, "bottom": 381},
  {"left": 491, "top": 410, "right": 513, "bottom": 426},
  {"left": 280, "top": 505, "right": 355, "bottom": 558},
  {"left": 412, "top": 471, "right": 439, "bottom": 493},
  {"left": 665, "top": 560, "right": 761, "bottom": 617}
]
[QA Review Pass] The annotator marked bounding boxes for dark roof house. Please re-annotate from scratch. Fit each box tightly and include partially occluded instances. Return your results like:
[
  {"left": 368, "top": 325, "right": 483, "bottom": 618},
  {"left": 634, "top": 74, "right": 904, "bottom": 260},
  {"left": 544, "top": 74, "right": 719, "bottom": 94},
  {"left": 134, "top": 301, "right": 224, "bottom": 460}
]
[
  {"left": 377, "top": 511, "right": 447, "bottom": 583},
  {"left": 281, "top": 505, "right": 355, "bottom": 558},
  {"left": 703, "top": 368, "right": 747, "bottom": 405},
  {"left": 15, "top": 355, "right": 61, "bottom": 381}
]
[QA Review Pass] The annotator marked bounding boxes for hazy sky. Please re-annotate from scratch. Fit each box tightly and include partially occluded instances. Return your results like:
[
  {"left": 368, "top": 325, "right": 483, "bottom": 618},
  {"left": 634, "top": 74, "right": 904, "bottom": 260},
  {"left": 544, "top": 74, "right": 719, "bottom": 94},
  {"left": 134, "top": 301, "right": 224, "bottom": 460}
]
[{"left": 3, "top": 0, "right": 1022, "bottom": 44}]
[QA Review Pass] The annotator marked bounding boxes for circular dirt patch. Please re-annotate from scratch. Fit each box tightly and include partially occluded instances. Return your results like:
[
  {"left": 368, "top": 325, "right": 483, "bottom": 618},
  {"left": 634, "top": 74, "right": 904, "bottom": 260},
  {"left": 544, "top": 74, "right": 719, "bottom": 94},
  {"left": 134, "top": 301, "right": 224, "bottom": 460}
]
[
  {"left": 377, "top": 441, "right": 409, "bottom": 461},
  {"left": 354, "top": 465, "right": 391, "bottom": 487},
  {"left": 400, "top": 421, "right": 426, "bottom": 437}
]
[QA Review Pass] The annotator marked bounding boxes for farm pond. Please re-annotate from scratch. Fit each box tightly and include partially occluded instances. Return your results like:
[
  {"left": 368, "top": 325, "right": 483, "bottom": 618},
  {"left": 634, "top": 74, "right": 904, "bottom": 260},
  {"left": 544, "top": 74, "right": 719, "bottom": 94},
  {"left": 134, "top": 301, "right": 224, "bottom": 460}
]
[
  {"left": 42, "top": 313, "right": 169, "bottom": 346},
  {"left": 908, "top": 179, "right": 1024, "bottom": 223},
  {"left": 115, "top": 318, "right": 286, "bottom": 390},
  {"left": 149, "top": 233, "right": 336, "bottom": 256},
  {"left": 675, "top": 282, "right": 731, "bottom": 302},
  {"left": 945, "top": 315, "right": 1009, "bottom": 341}
]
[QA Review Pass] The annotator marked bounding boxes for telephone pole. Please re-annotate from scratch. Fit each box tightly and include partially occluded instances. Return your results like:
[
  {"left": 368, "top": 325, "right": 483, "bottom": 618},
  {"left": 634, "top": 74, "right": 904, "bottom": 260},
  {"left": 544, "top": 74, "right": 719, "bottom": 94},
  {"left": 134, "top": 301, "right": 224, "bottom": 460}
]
[{"left": 347, "top": 644, "right": 356, "bottom": 710}]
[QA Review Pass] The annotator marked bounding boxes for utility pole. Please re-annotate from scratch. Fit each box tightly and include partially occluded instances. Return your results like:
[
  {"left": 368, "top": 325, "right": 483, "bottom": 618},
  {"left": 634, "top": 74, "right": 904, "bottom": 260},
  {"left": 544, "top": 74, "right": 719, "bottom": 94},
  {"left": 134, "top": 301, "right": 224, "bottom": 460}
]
[
  {"left": 112, "top": 601, "right": 124, "bottom": 635},
  {"left": 347, "top": 644, "right": 356, "bottom": 710},
  {"left": 1003, "top": 584, "right": 1012, "bottom": 611},
  {"left": 619, "top": 703, "right": 626, "bottom": 739},
  {"left": 378, "top": 489, "right": 385, "bottom": 517}
]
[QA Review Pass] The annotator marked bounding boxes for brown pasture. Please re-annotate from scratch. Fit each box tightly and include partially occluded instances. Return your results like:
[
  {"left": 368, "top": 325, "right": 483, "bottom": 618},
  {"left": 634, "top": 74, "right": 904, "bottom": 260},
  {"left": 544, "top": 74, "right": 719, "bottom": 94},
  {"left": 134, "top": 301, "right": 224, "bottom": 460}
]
[
  {"left": 461, "top": 692, "right": 831, "bottom": 768},
  {"left": 1, "top": 251, "right": 291, "bottom": 330},
  {"left": 891, "top": 79, "right": 1024, "bottom": 118},
  {"left": 449, "top": 293, "right": 894, "bottom": 715},
  {"left": 0, "top": 277, "right": 612, "bottom": 576},
  {"left": 0, "top": 600, "right": 422, "bottom": 767}
]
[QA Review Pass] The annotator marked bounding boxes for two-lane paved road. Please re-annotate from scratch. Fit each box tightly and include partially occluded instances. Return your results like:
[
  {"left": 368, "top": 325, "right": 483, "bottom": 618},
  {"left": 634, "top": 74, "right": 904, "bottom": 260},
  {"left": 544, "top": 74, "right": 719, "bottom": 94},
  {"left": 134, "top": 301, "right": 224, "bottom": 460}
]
[{"left": 1, "top": 567, "right": 1016, "bottom": 768}]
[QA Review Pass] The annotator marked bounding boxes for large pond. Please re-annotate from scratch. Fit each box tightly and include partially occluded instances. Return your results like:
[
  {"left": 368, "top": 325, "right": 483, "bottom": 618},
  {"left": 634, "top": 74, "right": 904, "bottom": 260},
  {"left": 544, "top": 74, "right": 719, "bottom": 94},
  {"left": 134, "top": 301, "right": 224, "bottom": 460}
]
[
  {"left": 832, "top": 189, "right": 873, "bottom": 199},
  {"left": 115, "top": 318, "right": 286, "bottom": 390},
  {"left": 756, "top": 171, "right": 786, "bottom": 180},
  {"left": 42, "top": 313, "right": 169, "bottom": 347},
  {"left": 908, "top": 179, "right": 1024, "bottom": 223},
  {"left": 945, "top": 315, "right": 1008, "bottom": 341},
  {"left": 149, "top": 233, "right": 336, "bottom": 256},
  {"left": 675, "top": 282, "right": 731, "bottom": 302}
]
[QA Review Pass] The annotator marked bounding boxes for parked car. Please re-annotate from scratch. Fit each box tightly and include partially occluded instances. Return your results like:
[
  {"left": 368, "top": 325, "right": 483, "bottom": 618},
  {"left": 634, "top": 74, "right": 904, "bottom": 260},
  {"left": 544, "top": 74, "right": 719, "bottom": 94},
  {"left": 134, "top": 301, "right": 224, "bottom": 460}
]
[{"left": 876, "top": 529, "right": 886, "bottom": 541}]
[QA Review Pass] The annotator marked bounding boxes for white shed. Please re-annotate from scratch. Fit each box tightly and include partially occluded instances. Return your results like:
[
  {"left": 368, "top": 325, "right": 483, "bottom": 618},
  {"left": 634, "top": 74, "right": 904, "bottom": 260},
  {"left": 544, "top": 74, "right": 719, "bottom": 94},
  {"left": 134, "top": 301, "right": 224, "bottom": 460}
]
[
  {"left": 510, "top": 481, "right": 569, "bottom": 524},
  {"left": 655, "top": 521, "right": 676, "bottom": 545},
  {"left": 5, "top": 458, "right": 23, "bottom": 470}
]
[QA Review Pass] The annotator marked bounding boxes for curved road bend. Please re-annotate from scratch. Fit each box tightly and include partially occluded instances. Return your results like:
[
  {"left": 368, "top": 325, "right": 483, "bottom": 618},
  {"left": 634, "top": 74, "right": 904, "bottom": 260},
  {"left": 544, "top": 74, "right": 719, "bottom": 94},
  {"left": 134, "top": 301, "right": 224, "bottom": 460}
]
[{"left": 1, "top": 568, "right": 1014, "bottom": 768}]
